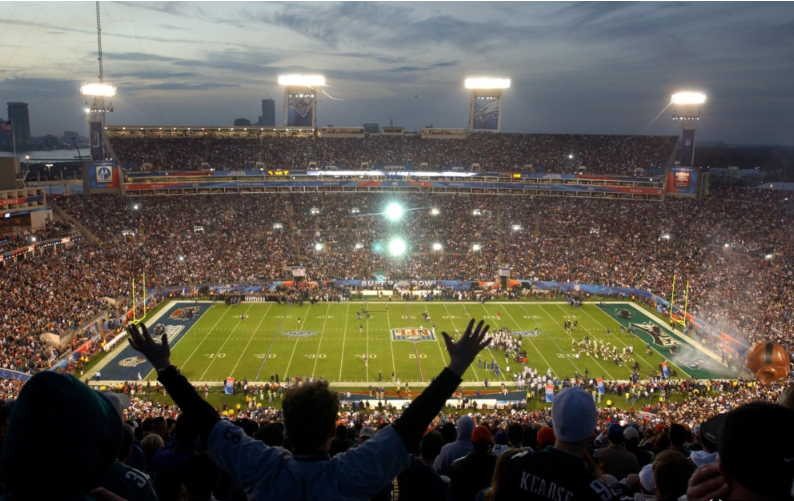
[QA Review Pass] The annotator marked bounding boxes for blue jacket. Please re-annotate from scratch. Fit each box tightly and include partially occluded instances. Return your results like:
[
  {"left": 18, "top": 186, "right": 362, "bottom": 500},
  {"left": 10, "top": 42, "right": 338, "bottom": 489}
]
[{"left": 208, "top": 420, "right": 409, "bottom": 501}]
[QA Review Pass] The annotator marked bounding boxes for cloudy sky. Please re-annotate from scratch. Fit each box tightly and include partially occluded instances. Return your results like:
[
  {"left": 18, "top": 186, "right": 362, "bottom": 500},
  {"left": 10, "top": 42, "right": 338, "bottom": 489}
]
[{"left": 1, "top": 2, "right": 793, "bottom": 144}]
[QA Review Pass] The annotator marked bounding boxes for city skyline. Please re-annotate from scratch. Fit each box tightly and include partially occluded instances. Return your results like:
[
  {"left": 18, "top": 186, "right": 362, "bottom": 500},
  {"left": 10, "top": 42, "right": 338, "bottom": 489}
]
[{"left": 0, "top": 2, "right": 793, "bottom": 144}]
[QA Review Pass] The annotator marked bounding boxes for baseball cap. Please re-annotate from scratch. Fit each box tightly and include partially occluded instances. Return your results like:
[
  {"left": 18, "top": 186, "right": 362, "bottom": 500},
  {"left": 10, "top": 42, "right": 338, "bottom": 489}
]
[
  {"left": 552, "top": 387, "right": 596, "bottom": 442},
  {"left": 359, "top": 427, "right": 374, "bottom": 439},
  {"left": 718, "top": 402, "right": 794, "bottom": 499},
  {"left": 471, "top": 425, "right": 492, "bottom": 445},
  {"left": 607, "top": 423, "right": 624, "bottom": 443},
  {"left": 100, "top": 391, "right": 130, "bottom": 419},
  {"left": 494, "top": 430, "right": 508, "bottom": 445},
  {"left": 639, "top": 463, "right": 654, "bottom": 492},
  {"left": 699, "top": 412, "right": 727, "bottom": 451},
  {"left": 623, "top": 427, "right": 640, "bottom": 441}
]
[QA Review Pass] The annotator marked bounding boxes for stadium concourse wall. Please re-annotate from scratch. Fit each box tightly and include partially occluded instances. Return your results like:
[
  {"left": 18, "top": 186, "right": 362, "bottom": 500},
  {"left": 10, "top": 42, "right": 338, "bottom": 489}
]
[{"left": 120, "top": 170, "right": 667, "bottom": 200}]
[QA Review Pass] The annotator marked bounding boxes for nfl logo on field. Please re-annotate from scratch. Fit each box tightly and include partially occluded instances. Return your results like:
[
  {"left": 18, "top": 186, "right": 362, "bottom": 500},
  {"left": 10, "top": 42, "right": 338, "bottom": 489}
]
[
  {"left": 96, "top": 165, "right": 112, "bottom": 182},
  {"left": 391, "top": 328, "right": 435, "bottom": 343}
]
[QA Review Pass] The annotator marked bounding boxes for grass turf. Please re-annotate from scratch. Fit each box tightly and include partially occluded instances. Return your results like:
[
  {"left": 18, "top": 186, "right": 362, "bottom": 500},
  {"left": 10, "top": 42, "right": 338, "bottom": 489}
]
[{"left": 144, "top": 301, "right": 711, "bottom": 384}]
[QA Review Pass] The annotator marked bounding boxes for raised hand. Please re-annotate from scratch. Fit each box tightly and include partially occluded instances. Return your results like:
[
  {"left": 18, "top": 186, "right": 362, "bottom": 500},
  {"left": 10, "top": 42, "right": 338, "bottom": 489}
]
[
  {"left": 442, "top": 319, "right": 491, "bottom": 377},
  {"left": 686, "top": 463, "right": 729, "bottom": 501},
  {"left": 127, "top": 322, "right": 172, "bottom": 371}
]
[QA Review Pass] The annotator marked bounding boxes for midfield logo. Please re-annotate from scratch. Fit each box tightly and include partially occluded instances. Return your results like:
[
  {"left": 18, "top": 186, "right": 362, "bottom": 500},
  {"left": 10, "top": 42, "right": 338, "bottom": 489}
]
[{"left": 391, "top": 328, "right": 436, "bottom": 343}]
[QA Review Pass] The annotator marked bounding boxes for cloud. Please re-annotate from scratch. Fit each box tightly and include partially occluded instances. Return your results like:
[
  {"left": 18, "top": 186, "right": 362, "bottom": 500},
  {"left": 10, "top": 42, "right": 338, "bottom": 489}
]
[
  {"left": 124, "top": 82, "right": 239, "bottom": 92},
  {"left": 0, "top": 76, "right": 80, "bottom": 95}
]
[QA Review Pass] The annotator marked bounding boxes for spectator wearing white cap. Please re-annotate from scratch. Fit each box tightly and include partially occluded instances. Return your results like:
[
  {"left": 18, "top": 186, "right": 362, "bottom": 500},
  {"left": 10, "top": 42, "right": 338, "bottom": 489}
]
[{"left": 494, "top": 386, "right": 617, "bottom": 500}]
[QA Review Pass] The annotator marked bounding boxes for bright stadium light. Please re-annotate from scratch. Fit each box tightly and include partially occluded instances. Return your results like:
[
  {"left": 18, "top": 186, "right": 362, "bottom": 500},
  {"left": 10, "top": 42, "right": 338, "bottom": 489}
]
[
  {"left": 315, "top": 243, "right": 324, "bottom": 251},
  {"left": 472, "top": 244, "right": 482, "bottom": 252},
  {"left": 385, "top": 203, "right": 404, "bottom": 221},
  {"left": 389, "top": 238, "right": 407, "bottom": 256},
  {"left": 433, "top": 242, "right": 443, "bottom": 251},
  {"left": 431, "top": 208, "right": 440, "bottom": 216},
  {"left": 30, "top": 236, "right": 37, "bottom": 243},
  {"left": 671, "top": 92, "right": 706, "bottom": 105},
  {"left": 355, "top": 243, "right": 364, "bottom": 249},
  {"left": 465, "top": 78, "right": 511, "bottom": 89},
  {"left": 80, "top": 83, "right": 116, "bottom": 97},
  {"left": 765, "top": 254, "right": 774, "bottom": 260},
  {"left": 278, "top": 74, "right": 326, "bottom": 87},
  {"left": 512, "top": 225, "right": 521, "bottom": 231},
  {"left": 132, "top": 204, "right": 139, "bottom": 211},
  {"left": 178, "top": 256, "right": 185, "bottom": 262}
]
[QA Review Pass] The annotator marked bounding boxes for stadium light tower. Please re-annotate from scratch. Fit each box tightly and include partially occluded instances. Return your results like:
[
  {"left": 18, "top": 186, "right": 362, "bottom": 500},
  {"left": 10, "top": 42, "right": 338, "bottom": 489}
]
[
  {"left": 81, "top": 2, "right": 115, "bottom": 161},
  {"left": 465, "top": 77, "right": 510, "bottom": 133},
  {"left": 671, "top": 91, "right": 706, "bottom": 167},
  {"left": 279, "top": 74, "right": 325, "bottom": 129}
]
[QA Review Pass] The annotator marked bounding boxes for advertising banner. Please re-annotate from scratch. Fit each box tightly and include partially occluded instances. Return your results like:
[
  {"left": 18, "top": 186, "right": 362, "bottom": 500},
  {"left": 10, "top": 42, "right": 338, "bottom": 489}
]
[
  {"left": 666, "top": 166, "right": 699, "bottom": 196},
  {"left": 89, "top": 161, "right": 120, "bottom": 189},
  {"left": 287, "top": 94, "right": 313, "bottom": 127},
  {"left": 545, "top": 384, "right": 555, "bottom": 402},
  {"left": 90, "top": 121, "right": 104, "bottom": 160},
  {"left": 473, "top": 96, "right": 500, "bottom": 131},
  {"left": 680, "top": 128, "right": 696, "bottom": 166}
]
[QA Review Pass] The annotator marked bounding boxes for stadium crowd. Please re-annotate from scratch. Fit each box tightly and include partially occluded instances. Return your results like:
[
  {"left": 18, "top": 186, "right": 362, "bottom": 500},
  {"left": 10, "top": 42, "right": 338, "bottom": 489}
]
[
  {"left": 0, "top": 185, "right": 792, "bottom": 378},
  {"left": 0, "top": 321, "right": 790, "bottom": 501},
  {"left": 109, "top": 132, "right": 677, "bottom": 175}
]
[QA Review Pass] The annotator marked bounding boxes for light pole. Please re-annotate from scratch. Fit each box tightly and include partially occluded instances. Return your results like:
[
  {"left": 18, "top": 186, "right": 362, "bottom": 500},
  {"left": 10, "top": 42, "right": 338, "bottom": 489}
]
[{"left": 671, "top": 92, "right": 706, "bottom": 167}]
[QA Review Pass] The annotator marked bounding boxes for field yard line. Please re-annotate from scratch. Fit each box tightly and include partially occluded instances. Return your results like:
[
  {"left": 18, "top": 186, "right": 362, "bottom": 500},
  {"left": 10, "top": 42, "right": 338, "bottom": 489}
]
[
  {"left": 338, "top": 303, "right": 350, "bottom": 381},
  {"left": 284, "top": 304, "right": 313, "bottom": 378},
  {"left": 514, "top": 303, "right": 582, "bottom": 375},
  {"left": 311, "top": 304, "right": 332, "bottom": 378},
  {"left": 254, "top": 305, "right": 293, "bottom": 381},
  {"left": 404, "top": 303, "right": 425, "bottom": 381},
  {"left": 177, "top": 305, "right": 234, "bottom": 372},
  {"left": 575, "top": 304, "right": 670, "bottom": 376},
  {"left": 228, "top": 304, "right": 272, "bottom": 377},
  {"left": 198, "top": 304, "right": 255, "bottom": 381},
  {"left": 469, "top": 304, "right": 507, "bottom": 382},
  {"left": 385, "top": 303, "right": 397, "bottom": 376},
  {"left": 499, "top": 305, "right": 561, "bottom": 379},
  {"left": 442, "top": 304, "right": 479, "bottom": 381},
  {"left": 542, "top": 304, "right": 616, "bottom": 380}
]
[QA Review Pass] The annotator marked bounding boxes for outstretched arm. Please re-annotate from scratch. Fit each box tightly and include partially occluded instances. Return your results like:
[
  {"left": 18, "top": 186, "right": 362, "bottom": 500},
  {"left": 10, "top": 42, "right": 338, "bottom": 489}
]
[
  {"left": 392, "top": 319, "right": 490, "bottom": 452},
  {"left": 127, "top": 323, "right": 220, "bottom": 443}
]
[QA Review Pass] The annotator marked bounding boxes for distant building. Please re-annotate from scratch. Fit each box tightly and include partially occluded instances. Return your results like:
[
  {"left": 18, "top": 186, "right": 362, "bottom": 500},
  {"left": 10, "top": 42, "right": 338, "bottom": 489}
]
[
  {"left": 63, "top": 131, "right": 79, "bottom": 141},
  {"left": 258, "top": 99, "right": 275, "bottom": 127},
  {"left": 363, "top": 123, "right": 380, "bottom": 133},
  {"left": 7, "top": 102, "right": 31, "bottom": 144},
  {"left": 43, "top": 135, "right": 58, "bottom": 148},
  {"left": 233, "top": 118, "right": 251, "bottom": 126}
]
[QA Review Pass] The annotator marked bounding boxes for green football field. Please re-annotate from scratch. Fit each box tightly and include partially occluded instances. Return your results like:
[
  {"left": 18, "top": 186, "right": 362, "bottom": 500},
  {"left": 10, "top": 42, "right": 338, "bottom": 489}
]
[{"left": 142, "top": 301, "right": 730, "bottom": 385}]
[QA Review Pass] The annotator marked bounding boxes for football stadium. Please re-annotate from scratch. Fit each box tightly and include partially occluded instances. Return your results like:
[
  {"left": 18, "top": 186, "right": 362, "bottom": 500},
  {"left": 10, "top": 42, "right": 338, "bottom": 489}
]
[{"left": 1, "top": 3, "right": 793, "bottom": 501}]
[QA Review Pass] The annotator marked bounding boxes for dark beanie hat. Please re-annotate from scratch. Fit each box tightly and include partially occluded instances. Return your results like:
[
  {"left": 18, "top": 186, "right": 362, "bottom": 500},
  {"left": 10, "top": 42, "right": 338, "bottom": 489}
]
[
  {"left": 0, "top": 372, "right": 123, "bottom": 495},
  {"left": 718, "top": 402, "right": 794, "bottom": 500}
]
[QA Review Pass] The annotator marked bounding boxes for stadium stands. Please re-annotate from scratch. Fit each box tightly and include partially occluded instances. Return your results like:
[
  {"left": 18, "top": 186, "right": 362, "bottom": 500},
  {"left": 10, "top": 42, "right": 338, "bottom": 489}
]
[
  {"left": 0, "top": 183, "right": 792, "bottom": 501},
  {"left": 108, "top": 132, "right": 677, "bottom": 175}
]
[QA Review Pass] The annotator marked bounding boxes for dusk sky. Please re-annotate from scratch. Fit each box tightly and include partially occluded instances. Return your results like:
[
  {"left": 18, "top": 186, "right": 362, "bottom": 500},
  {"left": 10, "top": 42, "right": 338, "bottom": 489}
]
[{"left": 1, "top": 2, "right": 793, "bottom": 144}]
